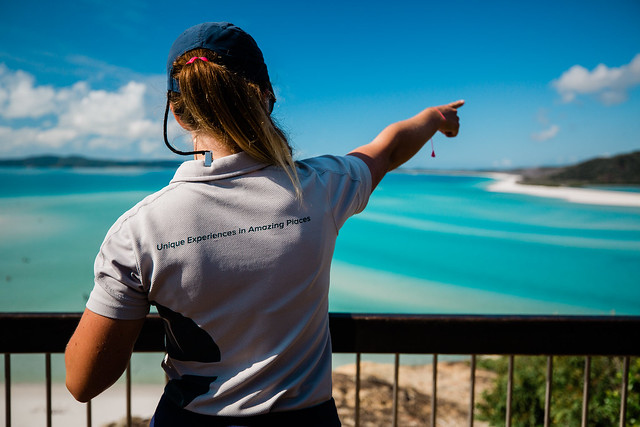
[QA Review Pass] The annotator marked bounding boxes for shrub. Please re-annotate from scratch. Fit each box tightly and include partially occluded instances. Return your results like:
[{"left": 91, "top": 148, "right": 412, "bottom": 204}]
[{"left": 477, "top": 356, "right": 639, "bottom": 426}]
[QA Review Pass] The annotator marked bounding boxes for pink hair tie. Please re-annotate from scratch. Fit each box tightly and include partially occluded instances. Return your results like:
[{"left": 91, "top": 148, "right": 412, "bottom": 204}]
[{"left": 186, "top": 56, "right": 209, "bottom": 64}]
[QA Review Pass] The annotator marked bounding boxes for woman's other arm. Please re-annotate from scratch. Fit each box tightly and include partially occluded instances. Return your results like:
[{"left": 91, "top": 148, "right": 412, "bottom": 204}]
[
  {"left": 348, "top": 100, "right": 464, "bottom": 190},
  {"left": 65, "top": 308, "right": 145, "bottom": 402}
]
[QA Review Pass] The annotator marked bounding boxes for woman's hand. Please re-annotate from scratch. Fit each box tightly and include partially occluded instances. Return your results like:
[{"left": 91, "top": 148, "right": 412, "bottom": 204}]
[
  {"left": 434, "top": 100, "right": 464, "bottom": 137},
  {"left": 349, "top": 99, "right": 465, "bottom": 190}
]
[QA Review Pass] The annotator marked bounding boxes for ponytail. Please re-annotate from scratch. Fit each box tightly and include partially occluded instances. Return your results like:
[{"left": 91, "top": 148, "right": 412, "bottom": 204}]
[{"left": 169, "top": 49, "right": 302, "bottom": 198}]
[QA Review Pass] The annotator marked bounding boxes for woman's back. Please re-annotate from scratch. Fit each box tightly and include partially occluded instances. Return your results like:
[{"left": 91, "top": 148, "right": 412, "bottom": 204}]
[{"left": 89, "top": 152, "right": 371, "bottom": 415}]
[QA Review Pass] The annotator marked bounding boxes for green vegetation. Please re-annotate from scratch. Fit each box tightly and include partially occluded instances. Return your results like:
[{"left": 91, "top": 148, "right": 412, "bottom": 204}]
[
  {"left": 519, "top": 150, "right": 640, "bottom": 187},
  {"left": 477, "top": 356, "right": 640, "bottom": 426}
]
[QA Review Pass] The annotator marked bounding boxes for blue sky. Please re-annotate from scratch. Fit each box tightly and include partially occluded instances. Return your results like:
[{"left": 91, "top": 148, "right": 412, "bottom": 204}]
[{"left": 1, "top": 0, "right": 639, "bottom": 169}]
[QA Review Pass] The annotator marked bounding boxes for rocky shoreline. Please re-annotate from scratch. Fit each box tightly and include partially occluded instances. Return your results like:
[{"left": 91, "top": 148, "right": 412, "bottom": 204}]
[{"left": 332, "top": 360, "right": 495, "bottom": 427}]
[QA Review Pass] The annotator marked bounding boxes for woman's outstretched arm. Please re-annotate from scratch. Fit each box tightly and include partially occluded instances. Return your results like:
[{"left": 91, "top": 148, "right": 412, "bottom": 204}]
[
  {"left": 65, "top": 308, "right": 145, "bottom": 402},
  {"left": 348, "top": 100, "right": 464, "bottom": 190}
]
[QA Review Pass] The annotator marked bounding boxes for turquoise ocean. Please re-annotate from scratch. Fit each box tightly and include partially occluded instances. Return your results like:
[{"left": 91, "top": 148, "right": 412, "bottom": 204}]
[
  {"left": 1, "top": 167, "right": 639, "bottom": 382},
  {"left": 2, "top": 166, "right": 639, "bottom": 315}
]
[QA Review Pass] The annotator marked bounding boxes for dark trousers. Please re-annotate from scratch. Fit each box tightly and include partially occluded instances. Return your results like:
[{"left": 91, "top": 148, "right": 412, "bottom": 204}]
[{"left": 150, "top": 393, "right": 342, "bottom": 427}]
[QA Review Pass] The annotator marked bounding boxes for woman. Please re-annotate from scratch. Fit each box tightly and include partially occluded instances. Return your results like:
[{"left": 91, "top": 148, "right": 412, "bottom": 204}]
[{"left": 65, "top": 22, "right": 463, "bottom": 426}]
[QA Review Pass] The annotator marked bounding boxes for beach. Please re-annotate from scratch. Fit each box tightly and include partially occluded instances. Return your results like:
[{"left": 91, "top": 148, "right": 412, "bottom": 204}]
[
  {"left": 485, "top": 172, "right": 640, "bottom": 207},
  {"left": 1, "top": 360, "right": 492, "bottom": 427},
  {"left": 0, "top": 382, "right": 162, "bottom": 427}
]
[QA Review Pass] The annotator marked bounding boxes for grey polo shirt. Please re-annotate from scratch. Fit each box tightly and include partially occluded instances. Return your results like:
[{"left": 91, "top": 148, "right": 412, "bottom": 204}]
[{"left": 87, "top": 152, "right": 371, "bottom": 416}]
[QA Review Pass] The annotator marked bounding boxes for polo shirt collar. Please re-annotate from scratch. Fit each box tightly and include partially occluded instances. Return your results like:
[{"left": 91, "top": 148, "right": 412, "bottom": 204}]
[{"left": 171, "top": 152, "right": 269, "bottom": 183}]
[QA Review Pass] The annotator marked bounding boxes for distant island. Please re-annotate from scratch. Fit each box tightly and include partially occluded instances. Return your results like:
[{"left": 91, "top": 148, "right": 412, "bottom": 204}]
[
  {"left": 0, "top": 155, "right": 181, "bottom": 169},
  {"left": 1, "top": 150, "right": 639, "bottom": 187},
  {"left": 513, "top": 150, "right": 640, "bottom": 187}
]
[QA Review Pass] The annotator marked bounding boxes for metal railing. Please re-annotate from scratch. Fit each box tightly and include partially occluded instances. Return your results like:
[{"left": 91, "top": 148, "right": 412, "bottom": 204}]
[{"left": 2, "top": 313, "right": 639, "bottom": 426}]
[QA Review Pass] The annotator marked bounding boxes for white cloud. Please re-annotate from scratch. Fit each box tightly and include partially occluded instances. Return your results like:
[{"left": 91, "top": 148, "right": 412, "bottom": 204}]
[
  {"left": 531, "top": 124, "right": 560, "bottom": 142},
  {"left": 35, "top": 128, "right": 79, "bottom": 147},
  {"left": 552, "top": 53, "right": 640, "bottom": 105},
  {"left": 60, "top": 82, "right": 148, "bottom": 137},
  {"left": 0, "top": 64, "right": 165, "bottom": 157},
  {"left": 0, "top": 65, "right": 56, "bottom": 118}
]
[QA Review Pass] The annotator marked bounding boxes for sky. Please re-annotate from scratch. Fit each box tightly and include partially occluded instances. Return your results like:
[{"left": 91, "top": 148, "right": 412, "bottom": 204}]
[{"left": 0, "top": 0, "right": 639, "bottom": 170}]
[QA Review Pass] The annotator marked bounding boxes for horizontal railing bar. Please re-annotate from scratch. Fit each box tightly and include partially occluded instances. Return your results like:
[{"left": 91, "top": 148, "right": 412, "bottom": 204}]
[
  {"left": 1, "top": 313, "right": 640, "bottom": 355},
  {"left": 0, "top": 313, "right": 163, "bottom": 353},
  {"left": 328, "top": 313, "right": 640, "bottom": 355}
]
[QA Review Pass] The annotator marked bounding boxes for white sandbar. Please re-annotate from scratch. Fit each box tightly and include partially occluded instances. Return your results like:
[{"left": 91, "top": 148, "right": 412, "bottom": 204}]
[{"left": 485, "top": 173, "right": 640, "bottom": 207}]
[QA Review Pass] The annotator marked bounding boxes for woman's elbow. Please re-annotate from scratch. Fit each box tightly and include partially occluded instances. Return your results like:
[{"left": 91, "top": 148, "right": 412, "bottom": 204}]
[
  {"left": 64, "top": 356, "right": 116, "bottom": 402},
  {"left": 66, "top": 376, "right": 95, "bottom": 403},
  {"left": 63, "top": 309, "right": 145, "bottom": 402},
  {"left": 65, "top": 348, "right": 102, "bottom": 402}
]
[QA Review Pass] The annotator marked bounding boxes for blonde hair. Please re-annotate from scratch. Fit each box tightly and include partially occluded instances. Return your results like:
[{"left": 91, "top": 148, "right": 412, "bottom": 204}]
[{"left": 169, "top": 48, "right": 301, "bottom": 198}]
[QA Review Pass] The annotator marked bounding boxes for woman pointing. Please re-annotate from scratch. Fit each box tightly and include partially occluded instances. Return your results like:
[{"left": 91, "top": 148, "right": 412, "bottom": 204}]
[{"left": 65, "top": 21, "right": 463, "bottom": 426}]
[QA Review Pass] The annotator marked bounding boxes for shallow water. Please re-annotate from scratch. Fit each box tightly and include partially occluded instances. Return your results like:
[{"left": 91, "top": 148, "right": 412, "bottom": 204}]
[
  {"left": 2, "top": 167, "right": 639, "bottom": 382},
  {"left": 1, "top": 168, "right": 639, "bottom": 315}
]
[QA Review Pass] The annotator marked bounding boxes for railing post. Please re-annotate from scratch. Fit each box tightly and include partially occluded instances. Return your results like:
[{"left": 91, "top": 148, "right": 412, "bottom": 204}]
[
  {"left": 355, "top": 353, "right": 361, "bottom": 427},
  {"left": 506, "top": 355, "right": 514, "bottom": 427},
  {"left": 431, "top": 354, "right": 438, "bottom": 427},
  {"left": 619, "top": 356, "right": 630, "bottom": 427},
  {"left": 4, "top": 353, "right": 10, "bottom": 427},
  {"left": 46, "top": 353, "right": 52, "bottom": 427},
  {"left": 544, "top": 355, "right": 553, "bottom": 427},
  {"left": 392, "top": 353, "right": 399, "bottom": 427},
  {"left": 469, "top": 354, "right": 476, "bottom": 427},
  {"left": 581, "top": 356, "right": 591, "bottom": 427},
  {"left": 127, "top": 361, "right": 132, "bottom": 427}
]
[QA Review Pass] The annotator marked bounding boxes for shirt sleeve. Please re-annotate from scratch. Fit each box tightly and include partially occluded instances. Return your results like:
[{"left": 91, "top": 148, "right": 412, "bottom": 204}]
[
  {"left": 86, "top": 216, "right": 150, "bottom": 320},
  {"left": 303, "top": 155, "right": 372, "bottom": 231}
]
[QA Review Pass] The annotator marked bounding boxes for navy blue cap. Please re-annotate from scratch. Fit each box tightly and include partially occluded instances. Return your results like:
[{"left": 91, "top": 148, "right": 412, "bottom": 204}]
[{"left": 167, "top": 22, "right": 271, "bottom": 92}]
